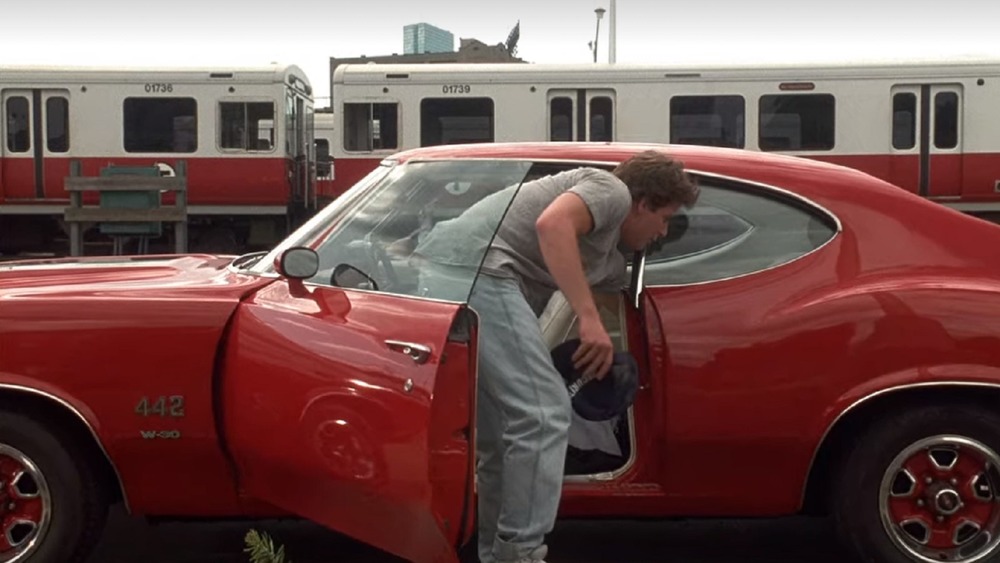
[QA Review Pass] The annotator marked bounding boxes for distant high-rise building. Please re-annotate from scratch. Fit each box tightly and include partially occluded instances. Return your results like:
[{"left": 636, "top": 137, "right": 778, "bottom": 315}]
[{"left": 403, "top": 23, "right": 454, "bottom": 54}]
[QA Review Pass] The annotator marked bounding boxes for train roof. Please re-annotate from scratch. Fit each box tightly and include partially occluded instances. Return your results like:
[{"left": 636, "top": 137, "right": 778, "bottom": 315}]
[
  {"left": 0, "top": 63, "right": 311, "bottom": 92},
  {"left": 333, "top": 57, "right": 1000, "bottom": 84}
]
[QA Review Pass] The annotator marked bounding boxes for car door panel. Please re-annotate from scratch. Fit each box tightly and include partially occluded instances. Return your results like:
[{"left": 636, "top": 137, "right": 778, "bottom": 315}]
[{"left": 221, "top": 280, "right": 475, "bottom": 563}]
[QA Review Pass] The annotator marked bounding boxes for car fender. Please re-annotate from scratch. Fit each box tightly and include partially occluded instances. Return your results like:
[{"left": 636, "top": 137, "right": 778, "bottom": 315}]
[{"left": 803, "top": 364, "right": 1000, "bottom": 507}]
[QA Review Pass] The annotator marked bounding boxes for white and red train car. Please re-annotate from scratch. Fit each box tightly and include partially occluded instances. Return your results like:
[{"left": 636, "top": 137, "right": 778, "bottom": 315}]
[
  {"left": 328, "top": 58, "right": 1000, "bottom": 218},
  {"left": 0, "top": 64, "right": 321, "bottom": 255}
]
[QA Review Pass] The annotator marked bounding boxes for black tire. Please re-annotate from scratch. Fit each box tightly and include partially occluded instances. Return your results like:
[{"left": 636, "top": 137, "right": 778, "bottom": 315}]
[
  {"left": 0, "top": 410, "right": 108, "bottom": 562},
  {"left": 833, "top": 405, "right": 1000, "bottom": 563}
]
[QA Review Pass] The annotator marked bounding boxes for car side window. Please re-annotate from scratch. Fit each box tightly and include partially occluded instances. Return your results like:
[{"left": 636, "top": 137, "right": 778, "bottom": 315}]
[{"left": 643, "top": 181, "right": 837, "bottom": 285}]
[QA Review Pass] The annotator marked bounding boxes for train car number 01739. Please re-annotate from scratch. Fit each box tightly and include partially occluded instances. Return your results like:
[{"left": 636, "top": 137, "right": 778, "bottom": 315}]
[{"left": 442, "top": 84, "right": 471, "bottom": 94}]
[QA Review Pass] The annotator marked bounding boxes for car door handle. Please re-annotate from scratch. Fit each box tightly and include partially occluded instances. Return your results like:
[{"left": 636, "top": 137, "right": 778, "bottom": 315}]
[{"left": 385, "top": 340, "right": 432, "bottom": 365}]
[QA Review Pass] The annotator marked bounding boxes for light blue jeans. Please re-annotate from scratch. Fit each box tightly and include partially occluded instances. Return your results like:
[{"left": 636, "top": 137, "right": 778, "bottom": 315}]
[{"left": 468, "top": 274, "right": 572, "bottom": 563}]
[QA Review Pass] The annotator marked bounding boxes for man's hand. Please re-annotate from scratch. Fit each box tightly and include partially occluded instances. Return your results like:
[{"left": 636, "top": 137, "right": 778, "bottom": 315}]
[{"left": 573, "top": 313, "right": 614, "bottom": 380}]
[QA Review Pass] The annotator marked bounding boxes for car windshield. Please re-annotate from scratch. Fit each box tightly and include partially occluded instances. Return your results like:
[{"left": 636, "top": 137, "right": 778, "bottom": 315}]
[
  {"left": 257, "top": 159, "right": 535, "bottom": 302},
  {"left": 249, "top": 161, "right": 397, "bottom": 275}
]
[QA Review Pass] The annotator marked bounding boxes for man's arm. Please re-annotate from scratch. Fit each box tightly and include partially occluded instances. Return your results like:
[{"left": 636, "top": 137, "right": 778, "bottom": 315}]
[{"left": 536, "top": 192, "right": 614, "bottom": 379}]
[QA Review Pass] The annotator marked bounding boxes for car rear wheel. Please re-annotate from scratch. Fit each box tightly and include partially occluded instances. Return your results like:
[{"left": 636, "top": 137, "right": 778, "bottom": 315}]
[
  {"left": 834, "top": 405, "right": 1000, "bottom": 563},
  {"left": 0, "top": 410, "right": 107, "bottom": 562}
]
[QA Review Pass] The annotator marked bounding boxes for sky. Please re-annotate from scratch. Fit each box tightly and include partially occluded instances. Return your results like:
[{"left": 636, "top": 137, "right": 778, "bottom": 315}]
[{"left": 3, "top": 0, "right": 1000, "bottom": 107}]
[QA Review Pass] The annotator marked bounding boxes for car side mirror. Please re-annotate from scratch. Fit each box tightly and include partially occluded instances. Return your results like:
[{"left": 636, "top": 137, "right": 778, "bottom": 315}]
[
  {"left": 332, "top": 263, "right": 379, "bottom": 291},
  {"left": 276, "top": 247, "right": 319, "bottom": 279}
]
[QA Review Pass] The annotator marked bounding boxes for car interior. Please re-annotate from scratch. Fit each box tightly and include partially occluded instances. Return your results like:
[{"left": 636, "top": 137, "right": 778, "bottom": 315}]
[{"left": 539, "top": 289, "right": 635, "bottom": 478}]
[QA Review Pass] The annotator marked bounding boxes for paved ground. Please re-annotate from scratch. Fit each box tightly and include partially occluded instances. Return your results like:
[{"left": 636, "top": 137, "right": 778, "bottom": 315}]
[{"left": 87, "top": 505, "right": 855, "bottom": 562}]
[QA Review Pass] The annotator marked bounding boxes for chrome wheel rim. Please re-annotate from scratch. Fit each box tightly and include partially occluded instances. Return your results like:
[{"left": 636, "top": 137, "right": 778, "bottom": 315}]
[
  {"left": 880, "top": 435, "right": 1000, "bottom": 562},
  {"left": 0, "top": 444, "right": 51, "bottom": 563}
]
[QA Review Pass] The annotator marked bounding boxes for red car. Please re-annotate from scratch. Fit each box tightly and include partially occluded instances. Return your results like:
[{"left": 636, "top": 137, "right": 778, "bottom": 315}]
[{"left": 3, "top": 142, "right": 1000, "bottom": 563}]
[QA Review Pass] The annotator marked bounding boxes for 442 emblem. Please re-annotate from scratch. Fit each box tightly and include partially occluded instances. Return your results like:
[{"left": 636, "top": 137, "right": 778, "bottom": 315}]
[{"left": 134, "top": 395, "right": 185, "bottom": 417}]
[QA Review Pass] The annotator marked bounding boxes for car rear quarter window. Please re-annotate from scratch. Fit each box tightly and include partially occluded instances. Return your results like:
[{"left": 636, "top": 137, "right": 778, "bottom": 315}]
[{"left": 643, "top": 179, "right": 837, "bottom": 285}]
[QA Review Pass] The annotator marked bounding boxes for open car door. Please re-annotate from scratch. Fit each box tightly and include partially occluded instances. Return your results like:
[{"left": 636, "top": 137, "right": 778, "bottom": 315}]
[{"left": 221, "top": 160, "right": 534, "bottom": 563}]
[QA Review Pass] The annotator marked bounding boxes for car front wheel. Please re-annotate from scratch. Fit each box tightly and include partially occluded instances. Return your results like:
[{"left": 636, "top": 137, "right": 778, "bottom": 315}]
[
  {"left": 834, "top": 405, "right": 1000, "bottom": 563},
  {"left": 0, "top": 410, "right": 107, "bottom": 562}
]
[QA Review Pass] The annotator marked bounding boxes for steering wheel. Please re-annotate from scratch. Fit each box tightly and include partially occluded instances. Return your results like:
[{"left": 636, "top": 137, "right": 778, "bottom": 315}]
[{"left": 364, "top": 234, "right": 399, "bottom": 290}]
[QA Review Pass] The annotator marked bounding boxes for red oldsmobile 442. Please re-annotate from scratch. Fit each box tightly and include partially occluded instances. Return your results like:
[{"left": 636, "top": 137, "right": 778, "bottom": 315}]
[{"left": 3, "top": 142, "right": 1000, "bottom": 563}]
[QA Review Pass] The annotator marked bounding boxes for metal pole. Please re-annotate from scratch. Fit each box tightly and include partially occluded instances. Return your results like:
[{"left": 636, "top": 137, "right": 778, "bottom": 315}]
[
  {"left": 609, "top": 0, "right": 617, "bottom": 63},
  {"left": 593, "top": 8, "right": 605, "bottom": 63},
  {"left": 593, "top": 19, "right": 600, "bottom": 63},
  {"left": 175, "top": 160, "right": 188, "bottom": 253},
  {"left": 68, "top": 160, "right": 82, "bottom": 257}
]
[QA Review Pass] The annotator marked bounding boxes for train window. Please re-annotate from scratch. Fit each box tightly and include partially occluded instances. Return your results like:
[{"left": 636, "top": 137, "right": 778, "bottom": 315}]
[
  {"left": 315, "top": 139, "right": 332, "bottom": 179},
  {"left": 420, "top": 98, "right": 494, "bottom": 147},
  {"left": 643, "top": 181, "right": 836, "bottom": 286},
  {"left": 934, "top": 92, "right": 959, "bottom": 149},
  {"left": 219, "top": 102, "right": 274, "bottom": 151},
  {"left": 670, "top": 95, "right": 745, "bottom": 148},
  {"left": 892, "top": 93, "right": 916, "bottom": 150},
  {"left": 550, "top": 97, "right": 573, "bottom": 141},
  {"left": 343, "top": 102, "right": 399, "bottom": 152},
  {"left": 589, "top": 97, "right": 614, "bottom": 142},
  {"left": 123, "top": 98, "right": 197, "bottom": 153},
  {"left": 5, "top": 96, "right": 29, "bottom": 153},
  {"left": 45, "top": 97, "right": 69, "bottom": 153},
  {"left": 759, "top": 94, "right": 835, "bottom": 151}
]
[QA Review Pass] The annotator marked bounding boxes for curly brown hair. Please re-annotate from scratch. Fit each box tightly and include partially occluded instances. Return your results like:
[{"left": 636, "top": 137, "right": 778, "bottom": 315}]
[{"left": 613, "top": 150, "right": 699, "bottom": 209}]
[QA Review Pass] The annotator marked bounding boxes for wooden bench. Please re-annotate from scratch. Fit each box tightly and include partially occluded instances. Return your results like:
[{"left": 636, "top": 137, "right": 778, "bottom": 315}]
[{"left": 63, "top": 163, "right": 188, "bottom": 256}]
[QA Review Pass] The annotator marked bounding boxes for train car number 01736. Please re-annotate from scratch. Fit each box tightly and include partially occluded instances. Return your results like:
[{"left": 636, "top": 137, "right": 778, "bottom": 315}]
[{"left": 145, "top": 83, "right": 174, "bottom": 93}]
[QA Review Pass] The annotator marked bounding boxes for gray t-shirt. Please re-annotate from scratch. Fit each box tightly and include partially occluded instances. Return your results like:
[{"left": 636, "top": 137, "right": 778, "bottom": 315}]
[{"left": 416, "top": 167, "right": 632, "bottom": 314}]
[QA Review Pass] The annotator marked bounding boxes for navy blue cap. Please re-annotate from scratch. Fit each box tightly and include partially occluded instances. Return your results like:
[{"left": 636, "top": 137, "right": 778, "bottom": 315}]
[{"left": 550, "top": 339, "right": 639, "bottom": 421}]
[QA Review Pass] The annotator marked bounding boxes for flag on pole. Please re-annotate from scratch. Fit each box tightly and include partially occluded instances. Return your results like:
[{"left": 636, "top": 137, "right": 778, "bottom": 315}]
[{"left": 505, "top": 21, "right": 520, "bottom": 56}]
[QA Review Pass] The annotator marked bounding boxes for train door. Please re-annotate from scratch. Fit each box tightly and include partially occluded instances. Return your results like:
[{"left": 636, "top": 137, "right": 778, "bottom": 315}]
[
  {"left": 547, "top": 89, "right": 616, "bottom": 142},
  {"left": 889, "top": 84, "right": 964, "bottom": 198},
  {"left": 286, "top": 92, "right": 315, "bottom": 225},
  {"left": 1, "top": 89, "right": 70, "bottom": 201}
]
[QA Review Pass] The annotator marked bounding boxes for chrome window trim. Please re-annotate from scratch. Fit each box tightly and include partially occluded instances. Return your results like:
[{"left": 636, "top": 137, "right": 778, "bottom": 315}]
[
  {"left": 297, "top": 279, "right": 471, "bottom": 307},
  {"left": 641, "top": 168, "right": 843, "bottom": 289},
  {"left": 646, "top": 223, "right": 756, "bottom": 265}
]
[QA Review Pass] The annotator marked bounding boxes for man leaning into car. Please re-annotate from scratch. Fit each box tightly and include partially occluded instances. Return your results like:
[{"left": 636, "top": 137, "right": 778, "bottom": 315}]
[{"left": 415, "top": 150, "right": 698, "bottom": 563}]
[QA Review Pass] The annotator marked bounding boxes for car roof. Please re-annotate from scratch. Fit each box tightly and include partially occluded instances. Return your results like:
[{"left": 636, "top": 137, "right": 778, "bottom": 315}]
[
  {"left": 389, "top": 142, "right": 898, "bottom": 205},
  {"left": 384, "top": 142, "right": 1000, "bottom": 280}
]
